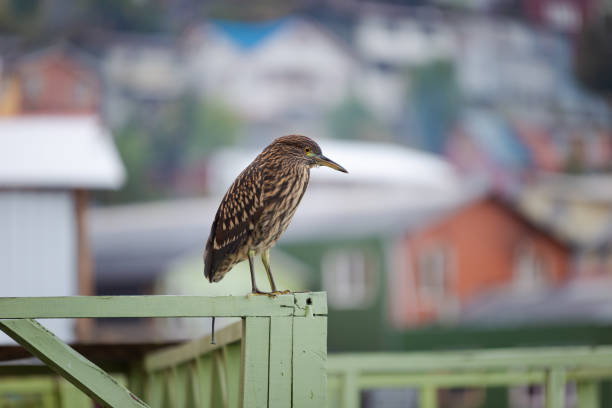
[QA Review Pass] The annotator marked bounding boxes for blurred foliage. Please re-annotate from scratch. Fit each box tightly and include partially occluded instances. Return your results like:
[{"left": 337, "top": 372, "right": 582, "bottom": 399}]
[
  {"left": 0, "top": 0, "right": 42, "bottom": 36},
  {"left": 81, "top": 0, "right": 165, "bottom": 32},
  {"left": 406, "top": 59, "right": 460, "bottom": 152},
  {"left": 0, "top": 0, "right": 166, "bottom": 38},
  {"left": 97, "top": 94, "right": 242, "bottom": 204},
  {"left": 206, "top": 0, "right": 306, "bottom": 21},
  {"left": 326, "top": 95, "right": 390, "bottom": 141}
]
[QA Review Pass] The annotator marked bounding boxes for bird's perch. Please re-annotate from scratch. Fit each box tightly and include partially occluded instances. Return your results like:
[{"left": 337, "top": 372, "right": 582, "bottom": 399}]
[{"left": 0, "top": 292, "right": 328, "bottom": 408}]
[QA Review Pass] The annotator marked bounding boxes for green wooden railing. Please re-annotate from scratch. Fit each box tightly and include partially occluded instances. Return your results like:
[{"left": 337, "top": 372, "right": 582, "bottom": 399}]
[
  {"left": 327, "top": 347, "right": 612, "bottom": 408},
  {"left": 0, "top": 293, "right": 328, "bottom": 408}
]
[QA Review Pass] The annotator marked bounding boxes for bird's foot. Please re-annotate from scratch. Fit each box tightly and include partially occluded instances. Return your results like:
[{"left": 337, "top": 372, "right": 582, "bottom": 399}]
[
  {"left": 272, "top": 290, "right": 291, "bottom": 295},
  {"left": 248, "top": 290, "right": 277, "bottom": 298}
]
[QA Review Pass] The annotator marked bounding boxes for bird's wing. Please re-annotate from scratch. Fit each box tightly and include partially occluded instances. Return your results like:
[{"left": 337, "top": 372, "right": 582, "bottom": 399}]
[{"left": 204, "top": 165, "right": 263, "bottom": 282}]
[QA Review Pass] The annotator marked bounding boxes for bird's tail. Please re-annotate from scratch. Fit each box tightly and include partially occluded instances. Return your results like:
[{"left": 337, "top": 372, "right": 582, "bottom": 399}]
[{"left": 203, "top": 251, "right": 213, "bottom": 283}]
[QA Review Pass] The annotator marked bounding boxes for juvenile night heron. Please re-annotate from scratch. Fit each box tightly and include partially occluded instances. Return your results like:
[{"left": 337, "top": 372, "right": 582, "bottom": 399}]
[{"left": 204, "top": 135, "right": 347, "bottom": 295}]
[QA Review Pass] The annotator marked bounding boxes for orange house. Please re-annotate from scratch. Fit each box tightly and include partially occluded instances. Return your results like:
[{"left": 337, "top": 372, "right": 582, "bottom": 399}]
[{"left": 389, "top": 196, "right": 570, "bottom": 328}]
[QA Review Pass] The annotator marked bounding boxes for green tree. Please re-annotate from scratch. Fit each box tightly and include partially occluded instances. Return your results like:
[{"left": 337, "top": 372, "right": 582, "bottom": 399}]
[
  {"left": 326, "top": 95, "right": 390, "bottom": 141},
  {"left": 406, "top": 59, "right": 460, "bottom": 152},
  {"left": 98, "top": 94, "right": 242, "bottom": 204}
]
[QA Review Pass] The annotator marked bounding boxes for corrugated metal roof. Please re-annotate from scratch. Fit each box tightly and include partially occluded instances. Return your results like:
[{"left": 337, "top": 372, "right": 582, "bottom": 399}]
[
  {"left": 461, "top": 277, "right": 612, "bottom": 326},
  {"left": 0, "top": 115, "right": 125, "bottom": 189}
]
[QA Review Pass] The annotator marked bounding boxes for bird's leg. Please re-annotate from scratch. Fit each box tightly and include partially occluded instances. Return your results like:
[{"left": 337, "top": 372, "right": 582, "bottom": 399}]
[
  {"left": 262, "top": 249, "right": 291, "bottom": 295},
  {"left": 248, "top": 250, "right": 275, "bottom": 297}
]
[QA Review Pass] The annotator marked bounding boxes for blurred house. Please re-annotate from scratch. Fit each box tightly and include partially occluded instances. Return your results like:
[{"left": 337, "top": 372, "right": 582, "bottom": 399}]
[
  {"left": 102, "top": 35, "right": 186, "bottom": 127},
  {"left": 183, "top": 18, "right": 355, "bottom": 122},
  {"left": 389, "top": 195, "right": 570, "bottom": 329},
  {"left": 353, "top": 14, "right": 455, "bottom": 121},
  {"left": 519, "top": 172, "right": 612, "bottom": 277},
  {"left": 521, "top": 0, "right": 595, "bottom": 33},
  {"left": 0, "top": 115, "right": 125, "bottom": 343},
  {"left": 445, "top": 109, "right": 533, "bottom": 195},
  {"left": 8, "top": 44, "right": 100, "bottom": 114}
]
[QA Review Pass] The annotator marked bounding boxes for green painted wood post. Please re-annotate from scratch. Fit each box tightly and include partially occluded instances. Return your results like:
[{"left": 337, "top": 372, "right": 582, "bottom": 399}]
[
  {"left": 292, "top": 294, "right": 327, "bottom": 408},
  {"left": 58, "top": 379, "right": 91, "bottom": 408},
  {"left": 545, "top": 368, "right": 566, "bottom": 408},
  {"left": 419, "top": 385, "right": 437, "bottom": 408},
  {"left": 0, "top": 319, "right": 149, "bottom": 408},
  {"left": 340, "top": 371, "right": 359, "bottom": 408},
  {"left": 577, "top": 381, "right": 600, "bottom": 408}
]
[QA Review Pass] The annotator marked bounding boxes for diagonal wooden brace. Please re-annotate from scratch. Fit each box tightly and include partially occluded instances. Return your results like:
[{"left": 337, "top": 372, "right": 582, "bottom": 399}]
[{"left": 0, "top": 318, "right": 149, "bottom": 408}]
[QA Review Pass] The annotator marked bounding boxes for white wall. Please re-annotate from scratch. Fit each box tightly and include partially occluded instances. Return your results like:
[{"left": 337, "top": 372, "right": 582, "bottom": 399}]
[{"left": 0, "top": 190, "right": 77, "bottom": 343}]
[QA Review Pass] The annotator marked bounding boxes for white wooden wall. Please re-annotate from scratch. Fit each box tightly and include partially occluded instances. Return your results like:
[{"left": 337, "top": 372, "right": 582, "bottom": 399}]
[{"left": 0, "top": 190, "right": 76, "bottom": 343}]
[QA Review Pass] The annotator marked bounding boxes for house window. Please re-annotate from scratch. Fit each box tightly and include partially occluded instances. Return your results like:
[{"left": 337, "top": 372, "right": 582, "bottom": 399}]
[
  {"left": 417, "top": 246, "right": 449, "bottom": 299},
  {"left": 322, "top": 249, "right": 377, "bottom": 309},
  {"left": 513, "top": 242, "right": 548, "bottom": 292},
  {"left": 24, "top": 76, "right": 42, "bottom": 100}
]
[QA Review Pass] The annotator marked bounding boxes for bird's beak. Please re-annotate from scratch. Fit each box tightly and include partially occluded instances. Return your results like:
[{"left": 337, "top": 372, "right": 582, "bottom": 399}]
[{"left": 315, "top": 154, "right": 348, "bottom": 173}]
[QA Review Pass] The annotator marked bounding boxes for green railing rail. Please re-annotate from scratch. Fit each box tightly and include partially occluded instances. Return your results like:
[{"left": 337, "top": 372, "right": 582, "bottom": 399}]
[
  {"left": 0, "top": 292, "right": 328, "bottom": 408},
  {"left": 327, "top": 347, "right": 612, "bottom": 408}
]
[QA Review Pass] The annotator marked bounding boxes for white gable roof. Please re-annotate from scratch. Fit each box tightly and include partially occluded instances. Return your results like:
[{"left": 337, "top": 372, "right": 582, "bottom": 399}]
[
  {"left": 207, "top": 139, "right": 462, "bottom": 193},
  {"left": 0, "top": 115, "right": 125, "bottom": 189}
]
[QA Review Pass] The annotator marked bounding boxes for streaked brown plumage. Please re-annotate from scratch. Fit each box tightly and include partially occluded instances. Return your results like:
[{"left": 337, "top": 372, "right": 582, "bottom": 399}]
[{"left": 203, "top": 135, "right": 347, "bottom": 294}]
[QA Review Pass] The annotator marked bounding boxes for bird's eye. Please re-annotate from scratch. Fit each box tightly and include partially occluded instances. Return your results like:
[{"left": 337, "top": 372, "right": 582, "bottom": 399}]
[{"left": 304, "top": 147, "right": 311, "bottom": 154}]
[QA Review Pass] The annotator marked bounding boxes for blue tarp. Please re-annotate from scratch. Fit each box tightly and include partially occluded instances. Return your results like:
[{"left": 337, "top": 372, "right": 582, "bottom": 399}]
[{"left": 212, "top": 19, "right": 288, "bottom": 50}]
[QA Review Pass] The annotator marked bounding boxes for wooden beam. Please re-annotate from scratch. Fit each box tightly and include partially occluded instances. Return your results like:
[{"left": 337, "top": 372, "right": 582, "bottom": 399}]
[
  {"left": 74, "top": 189, "right": 94, "bottom": 341},
  {"left": 0, "top": 294, "right": 301, "bottom": 318},
  {"left": 327, "top": 346, "right": 612, "bottom": 372},
  {"left": 0, "top": 319, "right": 149, "bottom": 408}
]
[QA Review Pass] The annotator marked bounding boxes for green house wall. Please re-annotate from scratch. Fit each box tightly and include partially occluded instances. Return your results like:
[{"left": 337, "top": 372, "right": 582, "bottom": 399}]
[{"left": 280, "top": 236, "right": 401, "bottom": 352}]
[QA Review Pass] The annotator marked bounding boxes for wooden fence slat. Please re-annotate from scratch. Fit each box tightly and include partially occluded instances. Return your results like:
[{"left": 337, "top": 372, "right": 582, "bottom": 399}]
[
  {"left": 196, "top": 355, "right": 213, "bottom": 408},
  {"left": 224, "top": 342, "right": 242, "bottom": 408},
  {"left": 292, "top": 316, "right": 327, "bottom": 408},
  {"left": 577, "top": 381, "right": 600, "bottom": 408},
  {"left": 268, "top": 317, "right": 293, "bottom": 408},
  {"left": 0, "top": 318, "right": 149, "bottom": 408},
  {"left": 341, "top": 371, "right": 359, "bottom": 408},
  {"left": 419, "top": 385, "right": 437, "bottom": 408},
  {"left": 240, "top": 317, "right": 270, "bottom": 408},
  {"left": 545, "top": 368, "right": 566, "bottom": 408},
  {"left": 58, "top": 379, "right": 91, "bottom": 408}
]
